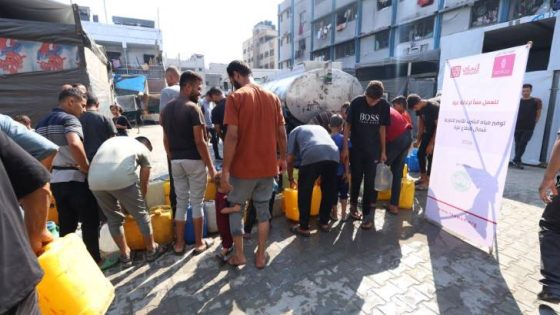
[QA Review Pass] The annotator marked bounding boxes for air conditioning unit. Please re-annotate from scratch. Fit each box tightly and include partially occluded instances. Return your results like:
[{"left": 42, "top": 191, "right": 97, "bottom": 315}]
[{"left": 408, "top": 46, "right": 421, "bottom": 55}]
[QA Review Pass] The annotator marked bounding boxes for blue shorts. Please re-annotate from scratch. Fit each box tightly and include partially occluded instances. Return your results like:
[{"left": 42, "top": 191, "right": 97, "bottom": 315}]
[{"left": 337, "top": 175, "right": 349, "bottom": 200}]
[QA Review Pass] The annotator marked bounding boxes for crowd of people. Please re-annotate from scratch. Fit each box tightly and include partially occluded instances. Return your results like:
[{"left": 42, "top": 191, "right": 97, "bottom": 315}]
[{"left": 1, "top": 59, "right": 558, "bottom": 314}]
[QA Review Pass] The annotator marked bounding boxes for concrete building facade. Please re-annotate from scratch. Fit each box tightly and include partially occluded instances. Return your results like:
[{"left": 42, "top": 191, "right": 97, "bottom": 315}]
[
  {"left": 80, "top": 8, "right": 163, "bottom": 75},
  {"left": 243, "top": 21, "right": 278, "bottom": 69},
  {"left": 277, "top": 0, "right": 559, "bottom": 98}
]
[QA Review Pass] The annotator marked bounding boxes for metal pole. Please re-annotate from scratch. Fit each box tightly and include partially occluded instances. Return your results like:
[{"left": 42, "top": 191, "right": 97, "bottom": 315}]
[{"left": 103, "top": 0, "right": 109, "bottom": 24}]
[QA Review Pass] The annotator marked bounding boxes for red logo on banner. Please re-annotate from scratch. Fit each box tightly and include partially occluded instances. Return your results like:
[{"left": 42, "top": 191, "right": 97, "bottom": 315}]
[
  {"left": 492, "top": 54, "right": 516, "bottom": 78},
  {"left": 451, "top": 66, "right": 461, "bottom": 78}
]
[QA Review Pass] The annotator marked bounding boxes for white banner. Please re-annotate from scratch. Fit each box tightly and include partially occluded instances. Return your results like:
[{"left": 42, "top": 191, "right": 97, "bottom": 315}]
[{"left": 426, "top": 44, "right": 530, "bottom": 248}]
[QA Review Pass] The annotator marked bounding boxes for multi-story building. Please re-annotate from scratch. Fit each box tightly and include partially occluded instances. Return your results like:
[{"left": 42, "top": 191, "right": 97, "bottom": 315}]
[
  {"left": 80, "top": 7, "right": 163, "bottom": 75},
  {"left": 278, "top": 0, "right": 559, "bottom": 98},
  {"left": 279, "top": 0, "right": 560, "bottom": 164},
  {"left": 243, "top": 21, "right": 278, "bottom": 69}
]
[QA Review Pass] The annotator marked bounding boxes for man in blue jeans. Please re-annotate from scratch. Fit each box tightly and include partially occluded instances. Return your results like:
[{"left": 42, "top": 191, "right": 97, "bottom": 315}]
[{"left": 538, "top": 129, "right": 560, "bottom": 303}]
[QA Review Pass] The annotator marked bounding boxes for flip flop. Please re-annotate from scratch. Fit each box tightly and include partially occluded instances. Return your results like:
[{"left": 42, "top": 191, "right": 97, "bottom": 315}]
[
  {"left": 290, "top": 225, "right": 311, "bottom": 237},
  {"left": 386, "top": 205, "right": 399, "bottom": 215},
  {"left": 215, "top": 247, "right": 234, "bottom": 262},
  {"left": 319, "top": 224, "right": 331, "bottom": 233},
  {"left": 416, "top": 184, "right": 429, "bottom": 191},
  {"left": 350, "top": 210, "right": 363, "bottom": 221},
  {"left": 119, "top": 254, "right": 133, "bottom": 268},
  {"left": 255, "top": 253, "right": 270, "bottom": 270},
  {"left": 193, "top": 239, "right": 214, "bottom": 256},
  {"left": 227, "top": 255, "right": 247, "bottom": 267},
  {"left": 360, "top": 220, "right": 374, "bottom": 230}
]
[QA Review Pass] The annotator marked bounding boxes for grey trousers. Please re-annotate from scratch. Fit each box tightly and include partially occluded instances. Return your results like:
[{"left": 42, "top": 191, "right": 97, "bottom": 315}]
[
  {"left": 171, "top": 159, "right": 207, "bottom": 221},
  {"left": 92, "top": 182, "right": 153, "bottom": 238}
]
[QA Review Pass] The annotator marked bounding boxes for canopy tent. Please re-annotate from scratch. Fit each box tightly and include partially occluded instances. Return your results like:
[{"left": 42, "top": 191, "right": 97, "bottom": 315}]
[{"left": 0, "top": 0, "right": 112, "bottom": 122}]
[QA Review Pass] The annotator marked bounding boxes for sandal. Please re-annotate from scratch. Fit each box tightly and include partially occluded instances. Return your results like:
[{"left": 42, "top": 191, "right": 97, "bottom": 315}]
[
  {"left": 255, "top": 253, "right": 270, "bottom": 270},
  {"left": 120, "top": 254, "right": 133, "bottom": 268},
  {"left": 147, "top": 244, "right": 167, "bottom": 262},
  {"left": 290, "top": 225, "right": 311, "bottom": 237},
  {"left": 172, "top": 242, "right": 187, "bottom": 256},
  {"left": 319, "top": 224, "right": 331, "bottom": 233},
  {"left": 350, "top": 206, "right": 363, "bottom": 221},
  {"left": 360, "top": 220, "right": 374, "bottom": 230},
  {"left": 330, "top": 210, "right": 338, "bottom": 221},
  {"left": 386, "top": 205, "right": 399, "bottom": 215},
  {"left": 193, "top": 239, "right": 214, "bottom": 256}
]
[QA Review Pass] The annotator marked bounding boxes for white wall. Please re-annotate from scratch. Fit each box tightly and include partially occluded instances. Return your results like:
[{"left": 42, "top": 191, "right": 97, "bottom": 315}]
[
  {"left": 335, "top": 20, "right": 357, "bottom": 43},
  {"left": 441, "top": 6, "right": 471, "bottom": 36},
  {"left": 395, "top": 38, "right": 433, "bottom": 58},
  {"left": 336, "top": 0, "right": 357, "bottom": 10},
  {"left": 82, "top": 21, "right": 162, "bottom": 47},
  {"left": 359, "top": 34, "right": 390, "bottom": 63},
  {"left": 361, "top": 0, "right": 393, "bottom": 34},
  {"left": 336, "top": 55, "right": 356, "bottom": 68},
  {"left": 397, "top": 0, "right": 437, "bottom": 23},
  {"left": 315, "top": 0, "right": 333, "bottom": 19},
  {"left": 443, "top": 0, "right": 475, "bottom": 10}
]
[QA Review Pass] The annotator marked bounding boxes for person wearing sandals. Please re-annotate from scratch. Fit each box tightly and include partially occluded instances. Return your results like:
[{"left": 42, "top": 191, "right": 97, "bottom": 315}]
[
  {"left": 384, "top": 97, "right": 413, "bottom": 215},
  {"left": 88, "top": 136, "right": 166, "bottom": 266},
  {"left": 407, "top": 94, "right": 439, "bottom": 191},
  {"left": 329, "top": 114, "right": 350, "bottom": 221},
  {"left": 341, "top": 81, "right": 391, "bottom": 230},
  {"left": 287, "top": 123, "right": 340, "bottom": 236},
  {"left": 161, "top": 71, "right": 217, "bottom": 256},
  {"left": 220, "top": 60, "right": 288, "bottom": 269}
]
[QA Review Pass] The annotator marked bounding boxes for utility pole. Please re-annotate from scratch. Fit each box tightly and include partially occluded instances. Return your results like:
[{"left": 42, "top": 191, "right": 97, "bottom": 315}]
[{"left": 103, "top": 0, "right": 109, "bottom": 24}]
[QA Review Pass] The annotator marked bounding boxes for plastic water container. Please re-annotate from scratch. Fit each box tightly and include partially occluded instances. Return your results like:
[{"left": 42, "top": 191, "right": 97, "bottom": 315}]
[
  {"left": 406, "top": 148, "right": 420, "bottom": 173},
  {"left": 99, "top": 223, "right": 119, "bottom": 253},
  {"left": 163, "top": 180, "right": 171, "bottom": 206},
  {"left": 37, "top": 233, "right": 115, "bottom": 315},
  {"left": 375, "top": 163, "right": 393, "bottom": 192},
  {"left": 282, "top": 188, "right": 299, "bottom": 221},
  {"left": 378, "top": 189, "right": 391, "bottom": 201},
  {"left": 46, "top": 221, "right": 59, "bottom": 238},
  {"left": 48, "top": 196, "right": 58, "bottom": 224},
  {"left": 123, "top": 205, "right": 173, "bottom": 250},
  {"left": 399, "top": 165, "right": 415, "bottom": 209},
  {"left": 310, "top": 184, "right": 321, "bottom": 216},
  {"left": 204, "top": 177, "right": 217, "bottom": 201},
  {"left": 184, "top": 206, "right": 208, "bottom": 245},
  {"left": 204, "top": 201, "right": 218, "bottom": 233}
]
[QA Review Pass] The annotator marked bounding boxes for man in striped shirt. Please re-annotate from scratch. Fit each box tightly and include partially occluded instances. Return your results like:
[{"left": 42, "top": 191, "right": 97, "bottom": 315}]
[{"left": 36, "top": 88, "right": 101, "bottom": 263}]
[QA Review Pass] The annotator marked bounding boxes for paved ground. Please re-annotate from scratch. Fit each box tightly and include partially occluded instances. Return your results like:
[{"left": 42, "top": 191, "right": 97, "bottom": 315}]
[{"left": 104, "top": 126, "right": 560, "bottom": 314}]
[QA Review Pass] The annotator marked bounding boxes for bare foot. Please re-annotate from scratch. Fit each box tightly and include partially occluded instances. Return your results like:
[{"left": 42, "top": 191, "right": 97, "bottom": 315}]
[
  {"left": 228, "top": 255, "right": 247, "bottom": 267},
  {"left": 221, "top": 205, "right": 241, "bottom": 214}
]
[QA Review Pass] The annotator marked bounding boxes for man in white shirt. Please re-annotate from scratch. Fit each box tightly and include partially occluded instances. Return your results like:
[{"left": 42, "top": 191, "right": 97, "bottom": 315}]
[
  {"left": 88, "top": 136, "right": 166, "bottom": 265},
  {"left": 159, "top": 66, "right": 181, "bottom": 113}
]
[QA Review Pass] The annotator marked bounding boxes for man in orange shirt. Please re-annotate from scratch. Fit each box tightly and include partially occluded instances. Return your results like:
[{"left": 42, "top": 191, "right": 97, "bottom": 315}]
[{"left": 220, "top": 60, "right": 287, "bottom": 269}]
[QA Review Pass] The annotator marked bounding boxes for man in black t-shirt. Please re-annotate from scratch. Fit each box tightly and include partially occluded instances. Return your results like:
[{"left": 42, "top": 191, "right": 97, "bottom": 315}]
[
  {"left": 209, "top": 87, "right": 227, "bottom": 140},
  {"left": 511, "top": 83, "right": 542, "bottom": 169},
  {"left": 407, "top": 94, "right": 440, "bottom": 191},
  {"left": 0, "top": 131, "right": 52, "bottom": 315},
  {"left": 80, "top": 93, "right": 117, "bottom": 162},
  {"left": 161, "top": 71, "right": 217, "bottom": 255},
  {"left": 342, "top": 80, "right": 391, "bottom": 230}
]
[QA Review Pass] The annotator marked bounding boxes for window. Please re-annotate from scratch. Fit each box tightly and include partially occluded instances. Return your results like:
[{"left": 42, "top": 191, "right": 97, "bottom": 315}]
[
  {"left": 265, "top": 51, "right": 269, "bottom": 57},
  {"left": 313, "top": 48, "right": 331, "bottom": 61},
  {"left": 509, "top": 0, "right": 549, "bottom": 19},
  {"left": 398, "top": 17, "right": 434, "bottom": 43},
  {"left": 375, "top": 30, "right": 390, "bottom": 50},
  {"left": 470, "top": 0, "right": 499, "bottom": 27},
  {"left": 143, "top": 54, "right": 155, "bottom": 64},
  {"left": 377, "top": 0, "right": 392, "bottom": 10},
  {"left": 336, "top": 4, "right": 358, "bottom": 31},
  {"left": 243, "top": 49, "right": 246, "bottom": 54},
  {"left": 270, "top": 49, "right": 274, "bottom": 56},
  {"left": 299, "top": 11, "right": 307, "bottom": 35},
  {"left": 315, "top": 0, "right": 328, "bottom": 5},
  {"left": 315, "top": 16, "right": 332, "bottom": 41},
  {"left": 335, "top": 41, "right": 355, "bottom": 59}
]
